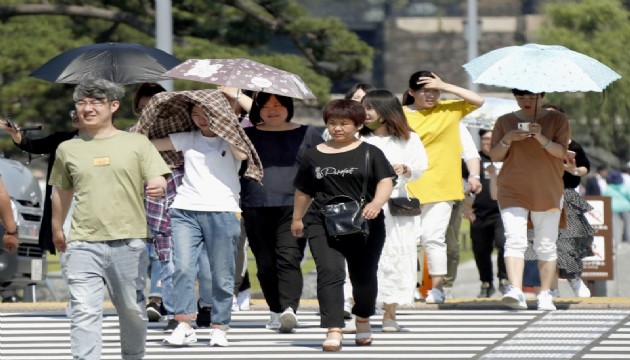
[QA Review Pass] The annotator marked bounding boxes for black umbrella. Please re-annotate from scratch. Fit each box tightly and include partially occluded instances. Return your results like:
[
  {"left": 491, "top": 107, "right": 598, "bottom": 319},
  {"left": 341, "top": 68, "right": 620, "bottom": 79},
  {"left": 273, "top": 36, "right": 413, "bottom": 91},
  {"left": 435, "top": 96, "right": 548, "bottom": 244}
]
[{"left": 30, "top": 42, "right": 182, "bottom": 85}]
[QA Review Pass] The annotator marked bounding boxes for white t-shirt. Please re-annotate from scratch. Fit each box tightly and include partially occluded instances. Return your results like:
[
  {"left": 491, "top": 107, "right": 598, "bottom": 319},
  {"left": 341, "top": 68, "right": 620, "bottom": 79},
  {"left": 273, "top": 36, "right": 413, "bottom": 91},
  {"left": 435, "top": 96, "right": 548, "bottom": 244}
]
[{"left": 169, "top": 131, "right": 242, "bottom": 212}]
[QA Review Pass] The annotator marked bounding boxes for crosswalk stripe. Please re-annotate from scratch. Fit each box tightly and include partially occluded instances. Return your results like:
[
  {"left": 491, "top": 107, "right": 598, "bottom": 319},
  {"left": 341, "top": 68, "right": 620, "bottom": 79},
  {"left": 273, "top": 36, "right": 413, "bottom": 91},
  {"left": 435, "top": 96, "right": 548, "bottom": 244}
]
[{"left": 2, "top": 309, "right": 630, "bottom": 359}]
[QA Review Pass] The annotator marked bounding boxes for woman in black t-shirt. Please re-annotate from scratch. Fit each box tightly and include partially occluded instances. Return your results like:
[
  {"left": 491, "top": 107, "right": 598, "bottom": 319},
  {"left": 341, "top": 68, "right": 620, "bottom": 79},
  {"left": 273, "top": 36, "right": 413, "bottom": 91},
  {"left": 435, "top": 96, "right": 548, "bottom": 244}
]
[{"left": 292, "top": 99, "right": 396, "bottom": 352}]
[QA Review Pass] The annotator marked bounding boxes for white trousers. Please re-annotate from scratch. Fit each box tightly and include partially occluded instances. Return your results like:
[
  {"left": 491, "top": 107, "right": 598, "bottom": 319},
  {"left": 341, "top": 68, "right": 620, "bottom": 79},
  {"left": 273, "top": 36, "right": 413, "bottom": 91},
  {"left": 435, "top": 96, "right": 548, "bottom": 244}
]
[
  {"left": 420, "top": 201, "right": 453, "bottom": 276},
  {"left": 500, "top": 207, "right": 561, "bottom": 261}
]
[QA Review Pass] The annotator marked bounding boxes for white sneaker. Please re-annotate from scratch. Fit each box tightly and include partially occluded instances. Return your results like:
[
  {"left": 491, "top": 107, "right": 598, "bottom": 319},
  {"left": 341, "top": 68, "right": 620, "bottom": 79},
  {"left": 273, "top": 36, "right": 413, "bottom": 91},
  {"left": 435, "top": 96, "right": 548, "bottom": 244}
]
[
  {"left": 237, "top": 290, "right": 251, "bottom": 311},
  {"left": 209, "top": 328, "right": 229, "bottom": 347},
  {"left": 537, "top": 290, "right": 557, "bottom": 311},
  {"left": 231, "top": 296, "right": 239, "bottom": 312},
  {"left": 413, "top": 289, "right": 423, "bottom": 302},
  {"left": 279, "top": 307, "right": 298, "bottom": 333},
  {"left": 266, "top": 312, "right": 281, "bottom": 330},
  {"left": 443, "top": 287, "right": 454, "bottom": 300},
  {"left": 425, "top": 288, "right": 445, "bottom": 304},
  {"left": 569, "top": 278, "right": 591, "bottom": 298},
  {"left": 502, "top": 286, "right": 528, "bottom": 310},
  {"left": 163, "top": 323, "right": 197, "bottom": 346},
  {"left": 343, "top": 300, "right": 353, "bottom": 319}
]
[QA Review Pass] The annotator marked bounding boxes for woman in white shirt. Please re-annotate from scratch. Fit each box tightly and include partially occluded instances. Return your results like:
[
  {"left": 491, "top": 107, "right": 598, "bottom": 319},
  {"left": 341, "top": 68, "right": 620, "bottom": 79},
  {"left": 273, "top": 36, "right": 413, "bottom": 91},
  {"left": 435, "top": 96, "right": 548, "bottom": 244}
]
[{"left": 360, "top": 89, "right": 428, "bottom": 331}]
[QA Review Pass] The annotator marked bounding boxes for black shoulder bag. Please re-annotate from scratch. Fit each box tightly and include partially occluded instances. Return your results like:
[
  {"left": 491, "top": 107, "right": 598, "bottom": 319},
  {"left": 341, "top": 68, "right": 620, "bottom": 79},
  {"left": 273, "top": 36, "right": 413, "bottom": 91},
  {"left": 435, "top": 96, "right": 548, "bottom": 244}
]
[{"left": 321, "top": 148, "right": 370, "bottom": 239}]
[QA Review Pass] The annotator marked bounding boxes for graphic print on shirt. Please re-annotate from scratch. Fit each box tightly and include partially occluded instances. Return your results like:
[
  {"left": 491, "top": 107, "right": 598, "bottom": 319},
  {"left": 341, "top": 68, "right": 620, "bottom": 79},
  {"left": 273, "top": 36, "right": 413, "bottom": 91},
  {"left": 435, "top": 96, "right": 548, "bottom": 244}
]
[{"left": 315, "top": 166, "right": 359, "bottom": 179}]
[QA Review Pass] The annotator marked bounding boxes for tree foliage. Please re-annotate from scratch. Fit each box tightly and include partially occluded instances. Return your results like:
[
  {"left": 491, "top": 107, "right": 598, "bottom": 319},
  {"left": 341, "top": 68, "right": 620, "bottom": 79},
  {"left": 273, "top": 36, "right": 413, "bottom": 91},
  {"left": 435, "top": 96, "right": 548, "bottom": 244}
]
[
  {"left": 537, "top": 0, "right": 630, "bottom": 163},
  {"left": 0, "top": 0, "right": 373, "bottom": 156}
]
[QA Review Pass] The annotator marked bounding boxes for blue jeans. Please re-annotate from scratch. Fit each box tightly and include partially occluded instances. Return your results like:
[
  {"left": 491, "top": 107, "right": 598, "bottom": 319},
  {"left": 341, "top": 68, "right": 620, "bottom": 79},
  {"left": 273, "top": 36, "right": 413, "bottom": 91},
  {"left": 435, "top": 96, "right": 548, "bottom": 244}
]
[
  {"left": 61, "top": 239, "right": 149, "bottom": 360},
  {"left": 170, "top": 209, "right": 239, "bottom": 326},
  {"left": 147, "top": 237, "right": 175, "bottom": 316},
  {"left": 197, "top": 244, "right": 213, "bottom": 308}
]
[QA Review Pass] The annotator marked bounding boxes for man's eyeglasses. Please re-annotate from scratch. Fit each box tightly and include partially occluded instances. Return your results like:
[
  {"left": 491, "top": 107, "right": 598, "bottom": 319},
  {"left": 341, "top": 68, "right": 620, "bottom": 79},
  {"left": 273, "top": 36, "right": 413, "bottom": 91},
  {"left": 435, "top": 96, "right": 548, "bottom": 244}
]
[{"left": 75, "top": 100, "right": 107, "bottom": 109}]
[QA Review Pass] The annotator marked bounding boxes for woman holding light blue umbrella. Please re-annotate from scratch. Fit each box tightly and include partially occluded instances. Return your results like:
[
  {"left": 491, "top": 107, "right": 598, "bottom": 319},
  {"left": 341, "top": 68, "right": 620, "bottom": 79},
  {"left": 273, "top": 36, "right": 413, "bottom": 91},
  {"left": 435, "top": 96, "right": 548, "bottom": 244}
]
[{"left": 463, "top": 43, "right": 621, "bottom": 311}]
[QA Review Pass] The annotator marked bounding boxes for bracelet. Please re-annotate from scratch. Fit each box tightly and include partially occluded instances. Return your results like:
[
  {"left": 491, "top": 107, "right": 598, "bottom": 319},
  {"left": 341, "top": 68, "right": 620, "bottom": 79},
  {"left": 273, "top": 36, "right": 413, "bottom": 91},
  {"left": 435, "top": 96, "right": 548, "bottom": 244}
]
[
  {"left": 469, "top": 175, "right": 480, "bottom": 180},
  {"left": 499, "top": 140, "right": 510, "bottom": 148},
  {"left": 541, "top": 138, "right": 552, "bottom": 148}
]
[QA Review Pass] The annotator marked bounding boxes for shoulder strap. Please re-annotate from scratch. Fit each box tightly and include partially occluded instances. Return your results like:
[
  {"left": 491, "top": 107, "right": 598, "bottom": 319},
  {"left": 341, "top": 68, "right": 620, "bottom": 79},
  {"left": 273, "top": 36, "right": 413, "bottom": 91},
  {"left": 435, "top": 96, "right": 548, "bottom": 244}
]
[{"left": 359, "top": 146, "right": 370, "bottom": 205}]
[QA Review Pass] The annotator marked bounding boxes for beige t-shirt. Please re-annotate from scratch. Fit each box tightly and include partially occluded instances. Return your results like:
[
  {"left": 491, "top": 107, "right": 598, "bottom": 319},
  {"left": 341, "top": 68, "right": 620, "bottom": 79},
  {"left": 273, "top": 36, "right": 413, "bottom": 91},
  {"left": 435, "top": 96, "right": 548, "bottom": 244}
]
[
  {"left": 491, "top": 111, "right": 570, "bottom": 211},
  {"left": 49, "top": 131, "right": 171, "bottom": 241}
]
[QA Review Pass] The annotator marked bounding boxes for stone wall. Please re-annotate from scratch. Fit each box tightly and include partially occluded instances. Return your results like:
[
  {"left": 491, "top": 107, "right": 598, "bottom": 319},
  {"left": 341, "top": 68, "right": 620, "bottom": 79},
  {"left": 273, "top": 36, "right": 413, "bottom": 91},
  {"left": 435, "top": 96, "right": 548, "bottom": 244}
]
[{"left": 381, "top": 15, "right": 543, "bottom": 92}]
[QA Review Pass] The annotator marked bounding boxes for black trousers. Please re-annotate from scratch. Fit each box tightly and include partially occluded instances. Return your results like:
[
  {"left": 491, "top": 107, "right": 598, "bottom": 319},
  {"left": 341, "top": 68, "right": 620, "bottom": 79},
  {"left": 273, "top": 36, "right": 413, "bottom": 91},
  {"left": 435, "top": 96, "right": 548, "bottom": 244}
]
[
  {"left": 308, "top": 214, "right": 386, "bottom": 328},
  {"left": 470, "top": 213, "right": 507, "bottom": 284},
  {"left": 242, "top": 206, "right": 306, "bottom": 313}
]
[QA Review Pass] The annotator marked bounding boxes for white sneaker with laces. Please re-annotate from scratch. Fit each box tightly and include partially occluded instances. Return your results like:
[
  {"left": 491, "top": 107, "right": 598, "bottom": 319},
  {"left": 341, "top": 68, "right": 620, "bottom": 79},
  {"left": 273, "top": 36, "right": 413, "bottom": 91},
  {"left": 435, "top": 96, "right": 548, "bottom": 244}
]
[
  {"left": 425, "top": 288, "right": 445, "bottom": 304},
  {"left": 162, "top": 323, "right": 197, "bottom": 346},
  {"left": 537, "top": 290, "right": 557, "bottom": 311},
  {"left": 266, "top": 312, "right": 281, "bottom": 330},
  {"left": 569, "top": 278, "right": 591, "bottom": 298},
  {"left": 279, "top": 307, "right": 298, "bottom": 333},
  {"left": 237, "top": 290, "right": 251, "bottom": 311},
  {"left": 502, "top": 286, "right": 528, "bottom": 310},
  {"left": 209, "top": 328, "right": 229, "bottom": 347}
]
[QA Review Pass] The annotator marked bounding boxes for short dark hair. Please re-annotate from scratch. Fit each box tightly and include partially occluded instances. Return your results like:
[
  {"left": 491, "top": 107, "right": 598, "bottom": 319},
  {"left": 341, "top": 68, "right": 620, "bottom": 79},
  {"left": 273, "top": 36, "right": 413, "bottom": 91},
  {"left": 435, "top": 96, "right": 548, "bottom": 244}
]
[
  {"left": 249, "top": 92, "right": 294, "bottom": 125},
  {"left": 133, "top": 83, "right": 166, "bottom": 115},
  {"left": 323, "top": 99, "right": 365, "bottom": 126},
  {"left": 512, "top": 88, "right": 546, "bottom": 98},
  {"left": 404, "top": 70, "right": 435, "bottom": 105},
  {"left": 344, "top": 83, "right": 376, "bottom": 100},
  {"left": 73, "top": 78, "right": 125, "bottom": 102}
]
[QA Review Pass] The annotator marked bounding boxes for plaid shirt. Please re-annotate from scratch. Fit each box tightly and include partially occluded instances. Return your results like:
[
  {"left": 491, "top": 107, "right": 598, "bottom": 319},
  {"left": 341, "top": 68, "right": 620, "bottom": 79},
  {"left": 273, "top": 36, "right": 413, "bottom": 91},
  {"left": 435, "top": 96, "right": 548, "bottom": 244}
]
[{"left": 145, "top": 166, "right": 184, "bottom": 261}]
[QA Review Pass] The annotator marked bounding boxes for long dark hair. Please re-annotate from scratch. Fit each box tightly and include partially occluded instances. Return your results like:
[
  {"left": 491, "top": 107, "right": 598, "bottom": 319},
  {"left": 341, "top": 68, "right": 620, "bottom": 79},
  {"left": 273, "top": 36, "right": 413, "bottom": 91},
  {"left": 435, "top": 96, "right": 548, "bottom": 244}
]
[
  {"left": 133, "top": 82, "right": 166, "bottom": 115},
  {"left": 249, "top": 92, "right": 294, "bottom": 125},
  {"left": 361, "top": 89, "right": 411, "bottom": 140}
]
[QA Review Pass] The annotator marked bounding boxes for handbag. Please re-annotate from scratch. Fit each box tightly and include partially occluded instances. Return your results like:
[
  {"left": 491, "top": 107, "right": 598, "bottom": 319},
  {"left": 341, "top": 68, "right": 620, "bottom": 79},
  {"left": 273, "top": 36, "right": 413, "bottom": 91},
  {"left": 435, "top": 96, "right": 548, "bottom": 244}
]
[
  {"left": 321, "top": 149, "right": 370, "bottom": 239},
  {"left": 388, "top": 196, "right": 421, "bottom": 216}
]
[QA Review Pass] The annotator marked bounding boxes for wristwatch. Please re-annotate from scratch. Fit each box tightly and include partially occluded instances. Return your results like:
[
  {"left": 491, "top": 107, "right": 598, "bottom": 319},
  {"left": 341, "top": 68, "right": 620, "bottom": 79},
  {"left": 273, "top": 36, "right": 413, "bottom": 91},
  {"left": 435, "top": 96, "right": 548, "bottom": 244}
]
[
  {"left": 469, "top": 175, "right": 481, "bottom": 180},
  {"left": 499, "top": 140, "right": 510, "bottom": 148}
]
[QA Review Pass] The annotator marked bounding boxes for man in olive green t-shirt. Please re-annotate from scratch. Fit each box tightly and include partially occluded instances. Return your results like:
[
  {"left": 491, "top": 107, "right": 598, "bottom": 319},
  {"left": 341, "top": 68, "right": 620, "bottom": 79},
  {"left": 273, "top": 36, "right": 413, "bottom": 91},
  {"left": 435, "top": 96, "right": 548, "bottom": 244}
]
[{"left": 49, "top": 79, "right": 171, "bottom": 360}]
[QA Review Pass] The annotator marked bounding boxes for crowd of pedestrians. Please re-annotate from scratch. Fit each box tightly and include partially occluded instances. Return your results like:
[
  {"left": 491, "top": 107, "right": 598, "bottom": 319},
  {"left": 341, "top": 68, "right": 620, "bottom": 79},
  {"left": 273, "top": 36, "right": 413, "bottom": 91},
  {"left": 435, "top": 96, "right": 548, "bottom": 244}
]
[{"left": 2, "top": 62, "right": 628, "bottom": 358}]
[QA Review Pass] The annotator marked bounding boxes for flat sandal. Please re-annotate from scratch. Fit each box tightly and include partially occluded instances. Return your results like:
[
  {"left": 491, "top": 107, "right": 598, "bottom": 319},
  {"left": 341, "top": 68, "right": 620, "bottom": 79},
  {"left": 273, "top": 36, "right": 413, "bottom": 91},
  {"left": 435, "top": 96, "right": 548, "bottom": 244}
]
[
  {"left": 355, "top": 317, "right": 373, "bottom": 346},
  {"left": 322, "top": 328, "right": 343, "bottom": 352}
]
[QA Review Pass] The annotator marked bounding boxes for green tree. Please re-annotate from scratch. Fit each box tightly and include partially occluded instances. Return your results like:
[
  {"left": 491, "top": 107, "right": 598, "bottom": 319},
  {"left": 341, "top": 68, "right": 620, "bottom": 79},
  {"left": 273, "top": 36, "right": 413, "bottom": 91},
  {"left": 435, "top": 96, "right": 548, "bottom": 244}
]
[
  {"left": 538, "top": 0, "right": 630, "bottom": 162},
  {"left": 0, "top": 1, "right": 373, "bottom": 156}
]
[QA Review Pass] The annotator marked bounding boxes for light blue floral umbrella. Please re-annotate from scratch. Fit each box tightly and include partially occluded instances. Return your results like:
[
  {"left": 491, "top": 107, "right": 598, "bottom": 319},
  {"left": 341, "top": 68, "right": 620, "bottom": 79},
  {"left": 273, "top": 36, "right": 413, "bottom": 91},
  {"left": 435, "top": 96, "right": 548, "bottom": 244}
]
[{"left": 463, "top": 43, "right": 621, "bottom": 93}]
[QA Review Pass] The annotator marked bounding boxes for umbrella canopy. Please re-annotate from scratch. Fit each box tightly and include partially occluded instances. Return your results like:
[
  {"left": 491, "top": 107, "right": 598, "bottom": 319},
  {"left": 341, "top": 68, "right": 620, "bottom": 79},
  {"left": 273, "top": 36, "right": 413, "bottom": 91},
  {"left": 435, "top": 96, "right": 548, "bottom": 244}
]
[
  {"left": 130, "top": 89, "right": 263, "bottom": 181},
  {"left": 163, "top": 58, "right": 317, "bottom": 100},
  {"left": 463, "top": 43, "right": 621, "bottom": 93},
  {"left": 461, "top": 97, "right": 520, "bottom": 129},
  {"left": 30, "top": 42, "right": 182, "bottom": 85}
]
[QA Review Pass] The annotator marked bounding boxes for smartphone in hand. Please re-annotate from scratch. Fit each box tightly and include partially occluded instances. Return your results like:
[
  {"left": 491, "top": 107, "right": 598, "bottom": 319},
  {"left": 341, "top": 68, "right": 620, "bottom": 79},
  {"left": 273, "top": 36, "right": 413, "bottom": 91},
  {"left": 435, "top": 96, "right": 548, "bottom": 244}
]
[
  {"left": 517, "top": 122, "right": 530, "bottom": 131},
  {"left": 4, "top": 115, "right": 17, "bottom": 131}
]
